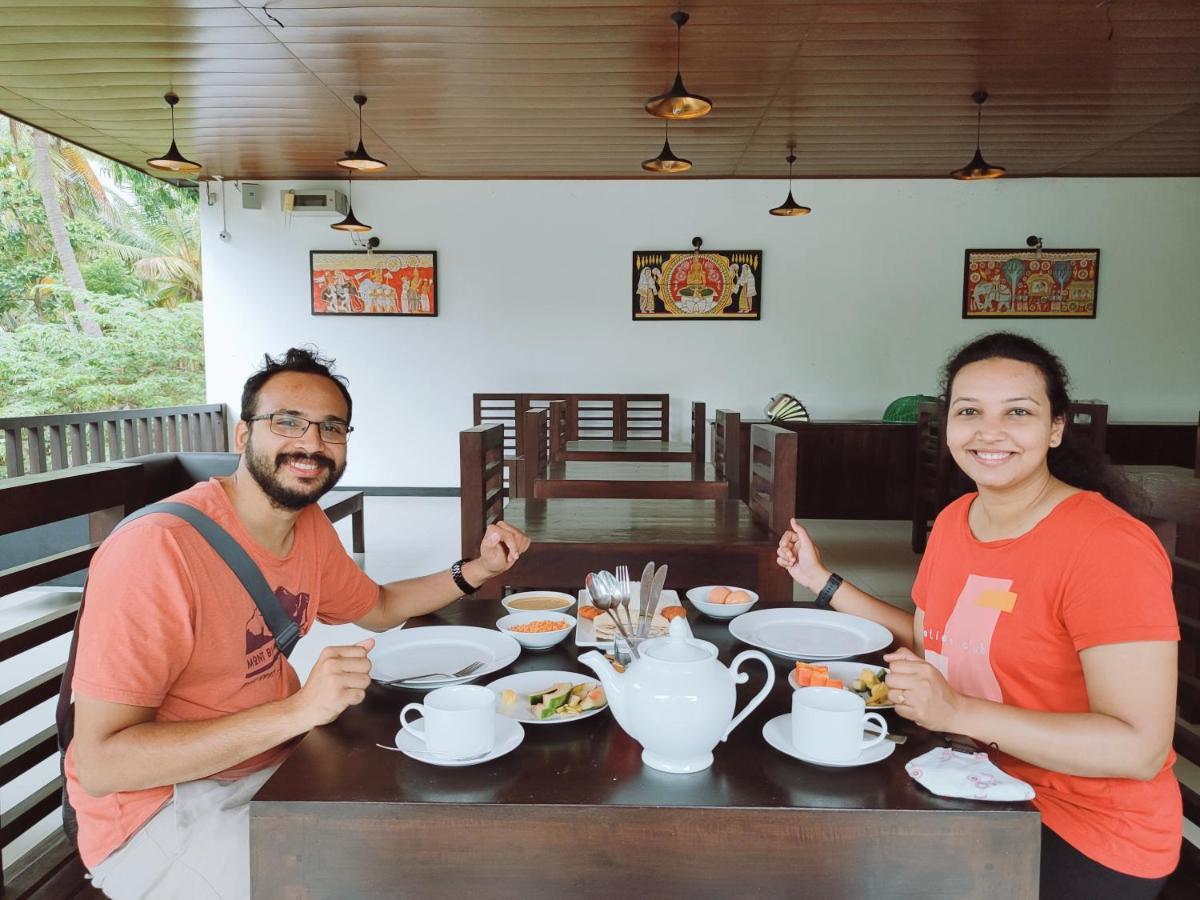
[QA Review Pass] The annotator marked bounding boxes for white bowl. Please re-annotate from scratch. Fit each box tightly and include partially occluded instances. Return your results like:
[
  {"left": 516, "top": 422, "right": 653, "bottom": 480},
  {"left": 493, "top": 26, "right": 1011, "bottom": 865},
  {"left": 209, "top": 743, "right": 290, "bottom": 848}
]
[
  {"left": 685, "top": 585, "right": 759, "bottom": 619},
  {"left": 501, "top": 590, "right": 576, "bottom": 615},
  {"left": 495, "top": 610, "right": 577, "bottom": 651}
]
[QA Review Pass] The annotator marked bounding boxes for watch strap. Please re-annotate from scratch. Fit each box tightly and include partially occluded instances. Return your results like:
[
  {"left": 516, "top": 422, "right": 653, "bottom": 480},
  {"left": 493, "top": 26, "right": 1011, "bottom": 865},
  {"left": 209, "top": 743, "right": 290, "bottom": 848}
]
[
  {"left": 814, "top": 572, "right": 843, "bottom": 609},
  {"left": 451, "top": 559, "right": 479, "bottom": 595}
]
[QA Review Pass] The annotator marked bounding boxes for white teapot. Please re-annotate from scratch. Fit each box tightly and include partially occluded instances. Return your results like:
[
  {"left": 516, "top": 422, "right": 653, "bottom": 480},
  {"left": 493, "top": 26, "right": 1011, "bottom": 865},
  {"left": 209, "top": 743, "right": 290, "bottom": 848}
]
[{"left": 579, "top": 617, "right": 775, "bottom": 773}]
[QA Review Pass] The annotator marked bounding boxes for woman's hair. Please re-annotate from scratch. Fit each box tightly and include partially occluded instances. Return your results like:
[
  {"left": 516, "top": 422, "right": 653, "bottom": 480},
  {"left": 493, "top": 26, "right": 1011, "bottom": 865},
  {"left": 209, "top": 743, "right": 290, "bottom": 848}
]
[{"left": 938, "top": 331, "right": 1139, "bottom": 511}]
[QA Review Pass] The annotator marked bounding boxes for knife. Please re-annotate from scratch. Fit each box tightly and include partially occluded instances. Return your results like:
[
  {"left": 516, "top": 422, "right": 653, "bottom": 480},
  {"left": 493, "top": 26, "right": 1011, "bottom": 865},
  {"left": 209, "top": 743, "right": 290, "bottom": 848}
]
[
  {"left": 643, "top": 564, "right": 669, "bottom": 637},
  {"left": 637, "top": 562, "right": 655, "bottom": 637}
]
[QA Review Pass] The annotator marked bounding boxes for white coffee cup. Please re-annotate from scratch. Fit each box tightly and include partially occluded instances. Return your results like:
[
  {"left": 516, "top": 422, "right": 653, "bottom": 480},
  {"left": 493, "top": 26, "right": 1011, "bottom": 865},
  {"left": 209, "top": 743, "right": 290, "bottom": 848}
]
[
  {"left": 791, "top": 686, "right": 888, "bottom": 762},
  {"left": 400, "top": 684, "right": 496, "bottom": 759}
]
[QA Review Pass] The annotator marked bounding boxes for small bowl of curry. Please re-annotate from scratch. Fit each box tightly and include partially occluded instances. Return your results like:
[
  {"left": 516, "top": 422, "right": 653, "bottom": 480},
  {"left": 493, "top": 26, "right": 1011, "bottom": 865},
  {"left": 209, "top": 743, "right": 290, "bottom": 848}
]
[{"left": 501, "top": 591, "right": 576, "bottom": 615}]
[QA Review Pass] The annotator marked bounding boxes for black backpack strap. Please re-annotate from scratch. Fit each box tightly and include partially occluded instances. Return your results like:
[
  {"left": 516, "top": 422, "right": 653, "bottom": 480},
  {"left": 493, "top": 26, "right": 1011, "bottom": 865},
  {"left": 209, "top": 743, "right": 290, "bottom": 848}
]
[{"left": 122, "top": 502, "right": 301, "bottom": 657}]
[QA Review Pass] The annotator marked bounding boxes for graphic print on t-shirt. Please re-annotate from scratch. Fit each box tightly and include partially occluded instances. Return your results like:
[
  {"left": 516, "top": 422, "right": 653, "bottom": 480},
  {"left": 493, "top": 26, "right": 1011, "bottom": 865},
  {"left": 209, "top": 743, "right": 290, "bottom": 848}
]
[
  {"left": 244, "top": 587, "right": 310, "bottom": 680},
  {"left": 922, "top": 574, "right": 1010, "bottom": 703}
]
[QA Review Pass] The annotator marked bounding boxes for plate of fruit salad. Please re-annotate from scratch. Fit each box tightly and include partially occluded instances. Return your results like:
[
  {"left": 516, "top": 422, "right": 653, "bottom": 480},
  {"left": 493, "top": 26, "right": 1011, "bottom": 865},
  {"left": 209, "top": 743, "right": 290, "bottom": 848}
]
[
  {"left": 486, "top": 670, "right": 608, "bottom": 725},
  {"left": 789, "top": 661, "right": 892, "bottom": 709}
]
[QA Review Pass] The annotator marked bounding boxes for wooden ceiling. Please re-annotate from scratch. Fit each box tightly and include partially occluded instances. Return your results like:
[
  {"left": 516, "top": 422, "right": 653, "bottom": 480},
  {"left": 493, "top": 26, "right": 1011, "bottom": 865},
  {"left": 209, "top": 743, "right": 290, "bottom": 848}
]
[{"left": 2, "top": 1, "right": 1199, "bottom": 180}]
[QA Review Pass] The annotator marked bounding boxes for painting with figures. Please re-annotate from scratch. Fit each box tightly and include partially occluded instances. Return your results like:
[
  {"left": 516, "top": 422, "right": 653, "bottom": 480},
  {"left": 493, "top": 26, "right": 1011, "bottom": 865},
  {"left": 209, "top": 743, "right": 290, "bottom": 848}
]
[
  {"left": 633, "top": 249, "right": 762, "bottom": 320},
  {"left": 962, "top": 249, "right": 1098, "bottom": 319},
  {"left": 311, "top": 250, "right": 437, "bottom": 317}
]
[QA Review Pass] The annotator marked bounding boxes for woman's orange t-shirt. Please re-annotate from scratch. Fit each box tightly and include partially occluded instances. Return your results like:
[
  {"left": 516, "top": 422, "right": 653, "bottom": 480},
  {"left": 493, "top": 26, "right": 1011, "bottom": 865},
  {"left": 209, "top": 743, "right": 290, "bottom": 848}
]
[
  {"left": 914, "top": 491, "right": 1181, "bottom": 879},
  {"left": 65, "top": 478, "right": 379, "bottom": 868}
]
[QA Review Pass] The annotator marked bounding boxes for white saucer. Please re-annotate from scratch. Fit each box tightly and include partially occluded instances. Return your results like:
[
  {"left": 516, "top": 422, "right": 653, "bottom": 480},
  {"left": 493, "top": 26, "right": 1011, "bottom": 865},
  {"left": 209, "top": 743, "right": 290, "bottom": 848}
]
[
  {"left": 388, "top": 714, "right": 524, "bottom": 767},
  {"left": 762, "top": 714, "right": 896, "bottom": 768}
]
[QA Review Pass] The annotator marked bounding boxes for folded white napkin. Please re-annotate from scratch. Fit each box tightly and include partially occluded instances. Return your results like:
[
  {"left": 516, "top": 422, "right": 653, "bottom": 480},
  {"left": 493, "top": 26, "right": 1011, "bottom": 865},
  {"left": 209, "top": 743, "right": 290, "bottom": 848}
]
[{"left": 905, "top": 747, "right": 1035, "bottom": 802}]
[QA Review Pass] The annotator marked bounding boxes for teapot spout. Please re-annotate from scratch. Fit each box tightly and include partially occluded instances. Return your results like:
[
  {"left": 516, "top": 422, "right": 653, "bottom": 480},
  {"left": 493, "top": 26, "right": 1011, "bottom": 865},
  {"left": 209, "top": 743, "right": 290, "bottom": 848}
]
[{"left": 578, "top": 650, "right": 631, "bottom": 734}]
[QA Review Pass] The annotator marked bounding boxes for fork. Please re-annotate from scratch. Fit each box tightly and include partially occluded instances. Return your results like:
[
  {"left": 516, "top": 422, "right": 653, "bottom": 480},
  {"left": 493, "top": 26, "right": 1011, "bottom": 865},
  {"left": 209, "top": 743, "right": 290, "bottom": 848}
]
[
  {"left": 615, "top": 564, "right": 636, "bottom": 634},
  {"left": 378, "top": 660, "right": 484, "bottom": 686}
]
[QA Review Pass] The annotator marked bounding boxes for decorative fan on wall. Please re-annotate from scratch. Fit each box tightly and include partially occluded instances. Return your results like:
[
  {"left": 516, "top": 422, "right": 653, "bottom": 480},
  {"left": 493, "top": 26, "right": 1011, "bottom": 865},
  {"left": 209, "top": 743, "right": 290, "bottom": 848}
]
[{"left": 765, "top": 393, "right": 809, "bottom": 423}]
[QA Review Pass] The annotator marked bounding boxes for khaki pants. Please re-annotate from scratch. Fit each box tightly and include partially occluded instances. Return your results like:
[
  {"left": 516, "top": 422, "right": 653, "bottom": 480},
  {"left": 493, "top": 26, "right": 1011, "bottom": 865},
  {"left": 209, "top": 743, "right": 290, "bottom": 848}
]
[{"left": 87, "top": 764, "right": 280, "bottom": 900}]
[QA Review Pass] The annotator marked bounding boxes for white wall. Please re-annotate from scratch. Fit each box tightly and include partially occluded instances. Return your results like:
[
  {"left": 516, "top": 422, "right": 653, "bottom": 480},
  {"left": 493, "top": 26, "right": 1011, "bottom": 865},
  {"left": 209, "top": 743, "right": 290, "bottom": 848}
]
[{"left": 200, "top": 178, "right": 1200, "bottom": 488}]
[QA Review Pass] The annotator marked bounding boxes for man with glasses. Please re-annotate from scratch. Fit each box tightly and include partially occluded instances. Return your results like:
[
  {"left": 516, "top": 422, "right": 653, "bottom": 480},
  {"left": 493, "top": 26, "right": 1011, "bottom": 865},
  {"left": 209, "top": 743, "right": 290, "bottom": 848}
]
[{"left": 67, "top": 347, "right": 530, "bottom": 899}]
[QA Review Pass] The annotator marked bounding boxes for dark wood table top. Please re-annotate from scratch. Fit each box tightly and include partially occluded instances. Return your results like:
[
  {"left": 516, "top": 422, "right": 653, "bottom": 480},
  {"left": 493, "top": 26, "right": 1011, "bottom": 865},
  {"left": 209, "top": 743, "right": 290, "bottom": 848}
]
[
  {"left": 256, "top": 601, "right": 1034, "bottom": 820},
  {"left": 505, "top": 498, "right": 763, "bottom": 545},
  {"left": 563, "top": 439, "right": 693, "bottom": 462},
  {"left": 546, "top": 461, "right": 720, "bottom": 483}
]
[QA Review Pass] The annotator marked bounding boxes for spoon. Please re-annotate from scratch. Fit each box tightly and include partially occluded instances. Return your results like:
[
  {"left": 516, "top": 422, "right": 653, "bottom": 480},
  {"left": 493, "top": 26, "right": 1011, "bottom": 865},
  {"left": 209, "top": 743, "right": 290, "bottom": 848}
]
[{"left": 587, "top": 571, "right": 639, "bottom": 660}]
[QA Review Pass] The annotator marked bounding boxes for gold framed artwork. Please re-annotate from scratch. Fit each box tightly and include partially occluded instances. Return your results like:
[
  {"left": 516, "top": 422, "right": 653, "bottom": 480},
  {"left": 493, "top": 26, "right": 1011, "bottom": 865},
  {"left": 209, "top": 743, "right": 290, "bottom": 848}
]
[
  {"left": 633, "top": 249, "right": 762, "bottom": 320},
  {"left": 962, "top": 248, "right": 1099, "bottom": 319},
  {"left": 310, "top": 250, "right": 437, "bottom": 317}
]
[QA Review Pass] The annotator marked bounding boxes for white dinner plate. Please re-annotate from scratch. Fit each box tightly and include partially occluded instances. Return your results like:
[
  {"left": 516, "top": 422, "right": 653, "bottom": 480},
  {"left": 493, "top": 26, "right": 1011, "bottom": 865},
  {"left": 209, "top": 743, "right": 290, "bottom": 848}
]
[
  {"left": 762, "top": 714, "right": 895, "bottom": 768},
  {"left": 788, "top": 662, "right": 894, "bottom": 710},
  {"left": 383, "top": 714, "right": 524, "bottom": 767},
  {"left": 486, "top": 670, "right": 608, "bottom": 725},
  {"left": 575, "top": 586, "right": 680, "bottom": 647},
  {"left": 368, "top": 626, "right": 521, "bottom": 688},
  {"left": 729, "top": 608, "right": 891, "bottom": 660}
]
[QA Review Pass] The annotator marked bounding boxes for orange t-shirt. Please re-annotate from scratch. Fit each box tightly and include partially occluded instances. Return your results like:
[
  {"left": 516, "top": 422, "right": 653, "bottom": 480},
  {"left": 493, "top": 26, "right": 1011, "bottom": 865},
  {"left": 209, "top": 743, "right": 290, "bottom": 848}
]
[
  {"left": 65, "top": 478, "right": 379, "bottom": 868},
  {"left": 913, "top": 491, "right": 1181, "bottom": 879}
]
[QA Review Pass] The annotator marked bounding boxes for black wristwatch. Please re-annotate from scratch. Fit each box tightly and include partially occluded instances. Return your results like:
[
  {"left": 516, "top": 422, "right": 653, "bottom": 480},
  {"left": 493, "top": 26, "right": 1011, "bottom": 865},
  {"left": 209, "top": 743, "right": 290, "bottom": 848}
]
[
  {"left": 814, "top": 572, "right": 843, "bottom": 609},
  {"left": 451, "top": 559, "right": 480, "bottom": 595}
]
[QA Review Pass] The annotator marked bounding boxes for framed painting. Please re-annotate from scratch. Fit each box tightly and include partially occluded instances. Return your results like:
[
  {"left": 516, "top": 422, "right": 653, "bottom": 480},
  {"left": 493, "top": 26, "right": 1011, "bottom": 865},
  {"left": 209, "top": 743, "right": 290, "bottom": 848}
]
[
  {"left": 962, "top": 249, "right": 1099, "bottom": 319},
  {"left": 311, "top": 250, "right": 437, "bottom": 317},
  {"left": 632, "top": 249, "right": 762, "bottom": 320}
]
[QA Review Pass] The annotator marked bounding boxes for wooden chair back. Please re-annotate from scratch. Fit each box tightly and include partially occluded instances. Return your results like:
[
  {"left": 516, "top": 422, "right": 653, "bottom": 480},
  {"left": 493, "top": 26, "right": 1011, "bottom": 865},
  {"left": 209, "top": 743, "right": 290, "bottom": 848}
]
[
  {"left": 713, "top": 409, "right": 742, "bottom": 500},
  {"left": 747, "top": 425, "right": 798, "bottom": 537},
  {"left": 690, "top": 402, "right": 706, "bottom": 474},
  {"left": 473, "top": 393, "right": 669, "bottom": 456},
  {"left": 548, "top": 400, "right": 568, "bottom": 464},
  {"left": 1066, "top": 401, "right": 1108, "bottom": 456},
  {"left": 516, "top": 409, "right": 549, "bottom": 499},
  {"left": 459, "top": 424, "right": 506, "bottom": 559},
  {"left": 1171, "top": 553, "right": 1200, "bottom": 891}
]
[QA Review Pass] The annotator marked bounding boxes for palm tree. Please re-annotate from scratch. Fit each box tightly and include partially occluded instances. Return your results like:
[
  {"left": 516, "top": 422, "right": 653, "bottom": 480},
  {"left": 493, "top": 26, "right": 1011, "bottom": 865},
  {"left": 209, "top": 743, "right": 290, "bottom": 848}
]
[
  {"left": 103, "top": 203, "right": 201, "bottom": 306},
  {"left": 30, "top": 128, "right": 101, "bottom": 336}
]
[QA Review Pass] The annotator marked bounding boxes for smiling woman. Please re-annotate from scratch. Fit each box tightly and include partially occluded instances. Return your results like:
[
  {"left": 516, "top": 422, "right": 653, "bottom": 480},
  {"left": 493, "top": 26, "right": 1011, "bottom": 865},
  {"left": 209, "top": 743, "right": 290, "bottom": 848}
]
[{"left": 779, "top": 332, "right": 1181, "bottom": 899}]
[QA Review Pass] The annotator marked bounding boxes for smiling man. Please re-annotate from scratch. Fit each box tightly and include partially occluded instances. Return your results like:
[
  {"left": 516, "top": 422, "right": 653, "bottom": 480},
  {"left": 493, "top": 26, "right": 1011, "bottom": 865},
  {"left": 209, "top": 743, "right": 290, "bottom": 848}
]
[{"left": 65, "top": 348, "right": 529, "bottom": 899}]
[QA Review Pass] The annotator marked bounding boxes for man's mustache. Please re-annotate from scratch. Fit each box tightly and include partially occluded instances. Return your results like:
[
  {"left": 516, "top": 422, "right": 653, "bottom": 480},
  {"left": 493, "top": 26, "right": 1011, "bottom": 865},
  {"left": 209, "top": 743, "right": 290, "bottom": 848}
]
[{"left": 276, "top": 452, "right": 334, "bottom": 472}]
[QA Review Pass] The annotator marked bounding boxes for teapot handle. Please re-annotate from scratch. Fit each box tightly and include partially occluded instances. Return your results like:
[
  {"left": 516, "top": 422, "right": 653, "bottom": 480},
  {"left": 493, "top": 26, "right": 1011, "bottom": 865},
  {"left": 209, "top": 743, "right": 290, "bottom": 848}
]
[{"left": 721, "top": 650, "right": 776, "bottom": 742}]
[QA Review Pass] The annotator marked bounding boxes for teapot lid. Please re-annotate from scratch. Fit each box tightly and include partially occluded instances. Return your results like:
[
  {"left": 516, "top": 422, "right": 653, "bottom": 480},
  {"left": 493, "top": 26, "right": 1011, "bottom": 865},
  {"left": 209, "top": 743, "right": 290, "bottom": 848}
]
[{"left": 642, "top": 616, "right": 716, "bottom": 663}]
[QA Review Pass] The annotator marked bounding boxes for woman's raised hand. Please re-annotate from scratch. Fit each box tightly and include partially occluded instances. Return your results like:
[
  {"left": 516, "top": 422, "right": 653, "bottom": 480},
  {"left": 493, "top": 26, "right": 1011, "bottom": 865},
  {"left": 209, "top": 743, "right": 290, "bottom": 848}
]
[{"left": 776, "top": 519, "right": 831, "bottom": 593}]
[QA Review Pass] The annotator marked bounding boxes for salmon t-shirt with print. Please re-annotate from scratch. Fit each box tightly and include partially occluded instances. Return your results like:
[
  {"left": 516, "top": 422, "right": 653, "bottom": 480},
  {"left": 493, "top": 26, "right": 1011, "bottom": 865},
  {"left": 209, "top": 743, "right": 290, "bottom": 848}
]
[
  {"left": 913, "top": 491, "right": 1181, "bottom": 879},
  {"left": 65, "top": 478, "right": 380, "bottom": 868}
]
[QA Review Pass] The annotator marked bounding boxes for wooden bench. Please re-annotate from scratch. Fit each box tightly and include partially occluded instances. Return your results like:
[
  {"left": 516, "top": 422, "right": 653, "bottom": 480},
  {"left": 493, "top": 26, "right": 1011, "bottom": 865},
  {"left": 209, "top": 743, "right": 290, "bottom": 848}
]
[
  {"left": 0, "top": 454, "right": 366, "bottom": 894},
  {"left": 461, "top": 417, "right": 796, "bottom": 602}
]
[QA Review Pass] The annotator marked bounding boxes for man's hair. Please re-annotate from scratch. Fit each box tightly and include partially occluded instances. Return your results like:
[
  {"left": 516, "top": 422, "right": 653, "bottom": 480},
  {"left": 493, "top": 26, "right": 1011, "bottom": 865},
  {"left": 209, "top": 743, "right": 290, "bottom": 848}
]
[{"left": 240, "top": 347, "right": 353, "bottom": 424}]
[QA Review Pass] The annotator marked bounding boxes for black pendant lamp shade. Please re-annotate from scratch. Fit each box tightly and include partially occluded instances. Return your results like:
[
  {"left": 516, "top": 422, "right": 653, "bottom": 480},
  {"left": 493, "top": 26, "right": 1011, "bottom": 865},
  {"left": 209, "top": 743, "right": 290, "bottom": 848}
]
[
  {"left": 644, "top": 10, "right": 712, "bottom": 120},
  {"left": 642, "top": 121, "right": 692, "bottom": 173},
  {"left": 336, "top": 95, "right": 388, "bottom": 172},
  {"left": 768, "top": 148, "right": 810, "bottom": 216},
  {"left": 330, "top": 173, "right": 371, "bottom": 232},
  {"left": 950, "top": 91, "right": 1006, "bottom": 180},
  {"left": 147, "top": 93, "right": 202, "bottom": 173}
]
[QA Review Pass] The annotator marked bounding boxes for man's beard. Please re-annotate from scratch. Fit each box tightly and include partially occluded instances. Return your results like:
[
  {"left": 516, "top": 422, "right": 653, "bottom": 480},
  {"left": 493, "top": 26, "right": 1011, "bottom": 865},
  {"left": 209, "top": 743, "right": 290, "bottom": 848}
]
[{"left": 244, "top": 435, "right": 345, "bottom": 511}]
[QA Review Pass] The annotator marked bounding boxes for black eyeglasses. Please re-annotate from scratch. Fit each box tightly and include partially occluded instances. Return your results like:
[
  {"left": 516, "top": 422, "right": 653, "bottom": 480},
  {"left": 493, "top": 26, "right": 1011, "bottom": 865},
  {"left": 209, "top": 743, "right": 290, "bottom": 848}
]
[{"left": 247, "top": 413, "right": 353, "bottom": 444}]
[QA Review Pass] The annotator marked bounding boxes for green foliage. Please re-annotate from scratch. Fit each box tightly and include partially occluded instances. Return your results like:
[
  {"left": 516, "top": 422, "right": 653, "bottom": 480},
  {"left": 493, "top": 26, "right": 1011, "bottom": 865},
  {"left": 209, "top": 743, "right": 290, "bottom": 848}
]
[
  {"left": 0, "top": 115, "right": 205, "bottom": 419},
  {"left": 0, "top": 292, "right": 204, "bottom": 416}
]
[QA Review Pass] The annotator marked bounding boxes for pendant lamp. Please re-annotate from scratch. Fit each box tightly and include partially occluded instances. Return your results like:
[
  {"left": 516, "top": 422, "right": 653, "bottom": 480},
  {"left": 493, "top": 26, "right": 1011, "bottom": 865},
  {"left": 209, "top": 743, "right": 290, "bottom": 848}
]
[
  {"left": 641, "top": 121, "right": 692, "bottom": 173},
  {"left": 336, "top": 95, "right": 388, "bottom": 172},
  {"left": 644, "top": 10, "right": 712, "bottom": 120},
  {"left": 330, "top": 172, "right": 371, "bottom": 232},
  {"left": 768, "top": 147, "right": 810, "bottom": 216},
  {"left": 146, "top": 93, "right": 202, "bottom": 173},
  {"left": 950, "top": 91, "right": 1006, "bottom": 180}
]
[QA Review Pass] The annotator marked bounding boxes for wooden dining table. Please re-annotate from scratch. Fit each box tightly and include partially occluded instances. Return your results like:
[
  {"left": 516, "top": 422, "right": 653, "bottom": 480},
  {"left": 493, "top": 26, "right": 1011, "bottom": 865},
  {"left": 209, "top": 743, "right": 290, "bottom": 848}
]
[
  {"left": 250, "top": 602, "right": 1040, "bottom": 898},
  {"left": 533, "top": 460, "right": 728, "bottom": 500},
  {"left": 563, "top": 439, "right": 694, "bottom": 462}
]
